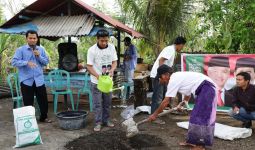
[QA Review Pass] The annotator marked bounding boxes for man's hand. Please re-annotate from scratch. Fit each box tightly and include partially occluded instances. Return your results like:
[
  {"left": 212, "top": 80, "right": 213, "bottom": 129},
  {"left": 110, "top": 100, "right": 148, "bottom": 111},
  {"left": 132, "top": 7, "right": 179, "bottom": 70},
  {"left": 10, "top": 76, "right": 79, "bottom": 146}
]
[
  {"left": 148, "top": 97, "right": 170, "bottom": 122},
  {"left": 27, "top": 61, "right": 37, "bottom": 68},
  {"left": 109, "top": 70, "right": 114, "bottom": 77},
  {"left": 148, "top": 113, "right": 157, "bottom": 122},
  {"left": 86, "top": 65, "right": 100, "bottom": 80},
  {"left": 95, "top": 74, "right": 100, "bottom": 80},
  {"left": 176, "top": 101, "right": 185, "bottom": 111},
  {"left": 124, "top": 56, "right": 131, "bottom": 61},
  {"left": 33, "top": 50, "right": 40, "bottom": 57},
  {"left": 233, "top": 106, "right": 240, "bottom": 114}
]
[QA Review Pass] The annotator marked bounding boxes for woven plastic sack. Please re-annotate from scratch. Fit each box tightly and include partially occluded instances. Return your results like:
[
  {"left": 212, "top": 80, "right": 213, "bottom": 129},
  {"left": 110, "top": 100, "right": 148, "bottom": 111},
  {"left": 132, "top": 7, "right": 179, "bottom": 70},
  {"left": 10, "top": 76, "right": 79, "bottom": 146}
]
[{"left": 13, "top": 106, "right": 42, "bottom": 148}]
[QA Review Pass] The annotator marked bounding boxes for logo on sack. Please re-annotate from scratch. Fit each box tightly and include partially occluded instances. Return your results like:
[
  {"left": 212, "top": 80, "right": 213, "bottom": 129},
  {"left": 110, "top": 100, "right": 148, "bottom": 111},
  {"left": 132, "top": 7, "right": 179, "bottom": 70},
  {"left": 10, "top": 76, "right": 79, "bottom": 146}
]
[{"left": 24, "top": 120, "right": 32, "bottom": 129}]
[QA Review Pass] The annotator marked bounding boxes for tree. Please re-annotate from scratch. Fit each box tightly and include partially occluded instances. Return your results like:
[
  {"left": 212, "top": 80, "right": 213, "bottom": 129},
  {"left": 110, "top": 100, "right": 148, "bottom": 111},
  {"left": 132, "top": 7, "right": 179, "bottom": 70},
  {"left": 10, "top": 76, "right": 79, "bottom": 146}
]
[
  {"left": 118, "top": 0, "right": 195, "bottom": 56},
  {"left": 0, "top": 7, "right": 11, "bottom": 84},
  {"left": 196, "top": 0, "right": 255, "bottom": 53}
]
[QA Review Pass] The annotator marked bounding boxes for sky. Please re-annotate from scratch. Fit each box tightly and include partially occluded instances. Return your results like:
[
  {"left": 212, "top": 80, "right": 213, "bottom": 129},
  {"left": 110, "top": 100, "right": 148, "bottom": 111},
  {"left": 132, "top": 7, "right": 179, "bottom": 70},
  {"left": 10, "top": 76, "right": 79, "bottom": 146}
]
[{"left": 1, "top": 0, "right": 117, "bottom": 20}]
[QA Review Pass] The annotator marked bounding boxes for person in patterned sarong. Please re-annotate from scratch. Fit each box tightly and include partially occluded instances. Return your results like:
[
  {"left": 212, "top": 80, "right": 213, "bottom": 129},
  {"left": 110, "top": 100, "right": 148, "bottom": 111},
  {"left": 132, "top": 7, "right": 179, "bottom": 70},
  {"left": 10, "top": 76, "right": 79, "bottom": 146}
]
[{"left": 148, "top": 64, "right": 217, "bottom": 150}]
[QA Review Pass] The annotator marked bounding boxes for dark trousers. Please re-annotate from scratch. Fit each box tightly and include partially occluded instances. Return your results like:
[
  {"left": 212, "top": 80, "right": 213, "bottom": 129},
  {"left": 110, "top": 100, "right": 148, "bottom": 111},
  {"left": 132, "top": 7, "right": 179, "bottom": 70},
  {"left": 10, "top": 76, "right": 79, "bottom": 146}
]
[
  {"left": 21, "top": 82, "right": 48, "bottom": 121},
  {"left": 151, "top": 78, "right": 167, "bottom": 113},
  {"left": 90, "top": 83, "right": 112, "bottom": 125}
]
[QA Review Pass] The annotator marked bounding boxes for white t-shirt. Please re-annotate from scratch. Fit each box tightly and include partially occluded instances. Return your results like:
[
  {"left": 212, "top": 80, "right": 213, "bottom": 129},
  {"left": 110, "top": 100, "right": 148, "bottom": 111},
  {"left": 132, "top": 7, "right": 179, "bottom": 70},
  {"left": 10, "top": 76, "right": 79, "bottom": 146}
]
[
  {"left": 150, "top": 45, "right": 176, "bottom": 78},
  {"left": 165, "top": 72, "right": 216, "bottom": 98},
  {"left": 87, "top": 43, "right": 118, "bottom": 84}
]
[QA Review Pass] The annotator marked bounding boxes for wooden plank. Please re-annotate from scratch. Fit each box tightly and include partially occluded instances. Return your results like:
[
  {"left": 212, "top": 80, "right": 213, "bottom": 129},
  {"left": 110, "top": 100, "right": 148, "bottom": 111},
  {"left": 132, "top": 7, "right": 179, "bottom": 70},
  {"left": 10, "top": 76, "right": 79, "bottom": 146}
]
[{"left": 0, "top": 85, "right": 12, "bottom": 98}]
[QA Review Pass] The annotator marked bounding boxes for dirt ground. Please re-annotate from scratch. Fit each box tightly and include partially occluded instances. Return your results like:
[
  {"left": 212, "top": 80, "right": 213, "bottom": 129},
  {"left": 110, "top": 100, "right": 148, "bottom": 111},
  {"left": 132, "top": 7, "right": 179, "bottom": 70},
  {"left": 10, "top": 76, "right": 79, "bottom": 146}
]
[{"left": 0, "top": 97, "right": 255, "bottom": 150}]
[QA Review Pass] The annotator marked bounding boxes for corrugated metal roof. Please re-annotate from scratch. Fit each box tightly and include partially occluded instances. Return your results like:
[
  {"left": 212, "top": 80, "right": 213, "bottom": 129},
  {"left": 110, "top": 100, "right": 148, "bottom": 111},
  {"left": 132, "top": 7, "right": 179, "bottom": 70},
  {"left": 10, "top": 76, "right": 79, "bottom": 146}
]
[
  {"left": 32, "top": 15, "right": 95, "bottom": 37},
  {"left": 0, "top": 0, "right": 143, "bottom": 38},
  {"left": 77, "top": 15, "right": 95, "bottom": 36},
  {"left": 74, "top": 0, "right": 144, "bottom": 38}
]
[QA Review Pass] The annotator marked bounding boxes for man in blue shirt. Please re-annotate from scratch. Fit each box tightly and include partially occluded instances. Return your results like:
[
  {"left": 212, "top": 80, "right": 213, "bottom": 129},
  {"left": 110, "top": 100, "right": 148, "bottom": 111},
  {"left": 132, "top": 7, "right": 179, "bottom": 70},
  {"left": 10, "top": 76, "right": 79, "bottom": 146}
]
[
  {"left": 12, "top": 30, "right": 51, "bottom": 123},
  {"left": 123, "top": 37, "right": 137, "bottom": 83}
]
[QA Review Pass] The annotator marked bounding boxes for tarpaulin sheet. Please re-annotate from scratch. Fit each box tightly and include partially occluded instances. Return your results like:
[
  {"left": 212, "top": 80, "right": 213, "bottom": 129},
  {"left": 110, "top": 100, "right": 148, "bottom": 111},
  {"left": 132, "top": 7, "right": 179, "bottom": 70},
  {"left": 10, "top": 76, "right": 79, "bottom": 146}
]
[
  {"left": 177, "top": 121, "right": 252, "bottom": 140},
  {"left": 0, "top": 22, "right": 38, "bottom": 34}
]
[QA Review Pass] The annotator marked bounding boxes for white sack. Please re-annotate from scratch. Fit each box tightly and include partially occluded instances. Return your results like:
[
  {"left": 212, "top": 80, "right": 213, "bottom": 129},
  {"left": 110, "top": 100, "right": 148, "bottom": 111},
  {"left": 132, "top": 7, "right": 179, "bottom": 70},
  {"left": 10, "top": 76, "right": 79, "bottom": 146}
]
[
  {"left": 13, "top": 106, "right": 42, "bottom": 148},
  {"left": 121, "top": 105, "right": 151, "bottom": 120},
  {"left": 177, "top": 121, "right": 252, "bottom": 140},
  {"left": 136, "top": 106, "right": 151, "bottom": 114}
]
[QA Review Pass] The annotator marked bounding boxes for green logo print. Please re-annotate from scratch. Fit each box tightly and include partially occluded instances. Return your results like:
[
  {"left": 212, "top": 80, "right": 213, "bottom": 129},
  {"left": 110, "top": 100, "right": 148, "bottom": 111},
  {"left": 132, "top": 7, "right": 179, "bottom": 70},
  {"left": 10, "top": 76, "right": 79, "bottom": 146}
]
[{"left": 24, "top": 120, "right": 32, "bottom": 129}]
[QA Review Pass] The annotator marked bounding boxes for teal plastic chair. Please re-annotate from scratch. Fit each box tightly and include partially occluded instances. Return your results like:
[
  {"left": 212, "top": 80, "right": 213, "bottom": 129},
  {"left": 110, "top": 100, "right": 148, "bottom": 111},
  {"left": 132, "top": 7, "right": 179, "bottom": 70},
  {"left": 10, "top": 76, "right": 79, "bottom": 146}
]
[
  {"left": 76, "top": 72, "right": 93, "bottom": 111},
  {"left": 122, "top": 82, "right": 134, "bottom": 100},
  {"left": 7, "top": 73, "right": 41, "bottom": 117},
  {"left": 48, "top": 69, "right": 75, "bottom": 113},
  {"left": 7, "top": 73, "right": 22, "bottom": 108}
]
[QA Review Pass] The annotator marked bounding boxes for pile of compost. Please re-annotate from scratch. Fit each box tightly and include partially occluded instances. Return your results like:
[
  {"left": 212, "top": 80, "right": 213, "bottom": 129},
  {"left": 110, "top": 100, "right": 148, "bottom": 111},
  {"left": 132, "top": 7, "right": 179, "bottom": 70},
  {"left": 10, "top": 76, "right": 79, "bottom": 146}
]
[{"left": 65, "top": 129, "right": 166, "bottom": 150}]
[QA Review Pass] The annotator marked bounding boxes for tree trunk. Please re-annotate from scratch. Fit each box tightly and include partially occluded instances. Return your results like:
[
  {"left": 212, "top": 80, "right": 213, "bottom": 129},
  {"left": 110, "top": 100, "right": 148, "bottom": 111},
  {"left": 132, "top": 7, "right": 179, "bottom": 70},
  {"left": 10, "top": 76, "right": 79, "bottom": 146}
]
[
  {"left": 154, "top": 30, "right": 166, "bottom": 56},
  {"left": 0, "top": 55, "right": 2, "bottom": 85}
]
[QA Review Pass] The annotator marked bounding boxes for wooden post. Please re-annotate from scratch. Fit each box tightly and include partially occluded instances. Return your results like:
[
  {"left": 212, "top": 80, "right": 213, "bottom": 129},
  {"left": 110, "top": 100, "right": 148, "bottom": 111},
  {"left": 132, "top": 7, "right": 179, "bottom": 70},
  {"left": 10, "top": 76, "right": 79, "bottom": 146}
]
[
  {"left": 133, "top": 75, "right": 149, "bottom": 108},
  {"left": 68, "top": 0, "right": 71, "bottom": 43},
  {"left": 117, "top": 30, "right": 121, "bottom": 67}
]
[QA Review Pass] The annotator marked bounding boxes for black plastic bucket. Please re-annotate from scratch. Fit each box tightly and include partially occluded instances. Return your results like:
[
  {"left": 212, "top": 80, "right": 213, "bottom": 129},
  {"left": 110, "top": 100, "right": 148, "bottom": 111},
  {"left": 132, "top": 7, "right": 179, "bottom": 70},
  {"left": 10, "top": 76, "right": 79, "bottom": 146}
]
[{"left": 56, "top": 111, "right": 88, "bottom": 130}]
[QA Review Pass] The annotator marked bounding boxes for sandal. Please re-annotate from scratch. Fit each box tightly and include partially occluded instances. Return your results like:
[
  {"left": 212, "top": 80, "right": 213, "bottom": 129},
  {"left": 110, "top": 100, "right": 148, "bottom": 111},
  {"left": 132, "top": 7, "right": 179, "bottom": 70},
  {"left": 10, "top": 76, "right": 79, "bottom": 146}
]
[
  {"left": 40, "top": 118, "right": 52, "bottom": 123},
  {"left": 94, "top": 124, "right": 102, "bottom": 132}
]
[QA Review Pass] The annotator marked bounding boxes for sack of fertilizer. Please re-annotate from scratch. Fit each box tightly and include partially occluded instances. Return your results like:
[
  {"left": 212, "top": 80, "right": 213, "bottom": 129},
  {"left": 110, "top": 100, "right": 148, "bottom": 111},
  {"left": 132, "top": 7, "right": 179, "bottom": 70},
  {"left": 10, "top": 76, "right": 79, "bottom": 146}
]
[{"left": 13, "top": 106, "right": 43, "bottom": 148}]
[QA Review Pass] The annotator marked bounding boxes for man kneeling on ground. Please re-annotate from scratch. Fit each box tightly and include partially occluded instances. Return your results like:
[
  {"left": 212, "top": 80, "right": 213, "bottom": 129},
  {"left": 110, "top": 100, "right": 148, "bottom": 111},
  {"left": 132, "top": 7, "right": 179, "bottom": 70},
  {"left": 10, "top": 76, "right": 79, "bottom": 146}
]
[{"left": 228, "top": 72, "right": 255, "bottom": 128}]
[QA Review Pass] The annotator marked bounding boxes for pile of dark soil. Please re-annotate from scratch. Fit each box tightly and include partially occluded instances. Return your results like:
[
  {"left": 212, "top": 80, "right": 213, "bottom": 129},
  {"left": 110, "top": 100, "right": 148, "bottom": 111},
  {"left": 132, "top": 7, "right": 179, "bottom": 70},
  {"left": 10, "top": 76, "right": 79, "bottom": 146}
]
[
  {"left": 65, "top": 129, "right": 166, "bottom": 150},
  {"left": 129, "top": 134, "right": 165, "bottom": 149}
]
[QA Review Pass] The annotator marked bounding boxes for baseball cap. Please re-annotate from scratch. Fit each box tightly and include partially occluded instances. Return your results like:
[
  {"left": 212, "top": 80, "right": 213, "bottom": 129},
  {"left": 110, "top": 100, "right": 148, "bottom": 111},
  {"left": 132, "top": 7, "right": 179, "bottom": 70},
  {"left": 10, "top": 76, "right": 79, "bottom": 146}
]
[{"left": 156, "top": 64, "right": 174, "bottom": 79}]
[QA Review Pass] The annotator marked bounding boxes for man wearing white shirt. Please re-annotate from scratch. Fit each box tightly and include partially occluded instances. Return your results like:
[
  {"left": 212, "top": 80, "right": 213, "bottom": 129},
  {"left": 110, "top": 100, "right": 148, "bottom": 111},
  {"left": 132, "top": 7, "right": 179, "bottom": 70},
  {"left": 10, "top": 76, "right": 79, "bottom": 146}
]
[
  {"left": 150, "top": 36, "right": 186, "bottom": 124},
  {"left": 87, "top": 29, "right": 118, "bottom": 132},
  {"left": 148, "top": 65, "right": 217, "bottom": 150}
]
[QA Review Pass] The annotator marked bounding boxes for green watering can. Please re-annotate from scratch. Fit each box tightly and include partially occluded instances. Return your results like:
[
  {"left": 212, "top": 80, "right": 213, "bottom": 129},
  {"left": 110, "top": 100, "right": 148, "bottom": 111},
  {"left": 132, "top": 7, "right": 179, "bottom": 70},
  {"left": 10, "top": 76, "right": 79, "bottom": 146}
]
[{"left": 97, "top": 75, "right": 113, "bottom": 93}]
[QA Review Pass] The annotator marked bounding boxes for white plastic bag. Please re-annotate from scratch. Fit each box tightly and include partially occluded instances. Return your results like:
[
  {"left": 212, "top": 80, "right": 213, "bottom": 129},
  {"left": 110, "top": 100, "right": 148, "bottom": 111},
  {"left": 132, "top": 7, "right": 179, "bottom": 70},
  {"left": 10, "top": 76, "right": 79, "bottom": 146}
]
[
  {"left": 121, "top": 105, "right": 136, "bottom": 119},
  {"left": 121, "top": 105, "right": 139, "bottom": 119},
  {"left": 121, "top": 105, "right": 151, "bottom": 120},
  {"left": 177, "top": 121, "right": 252, "bottom": 140},
  {"left": 13, "top": 106, "right": 43, "bottom": 148}
]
